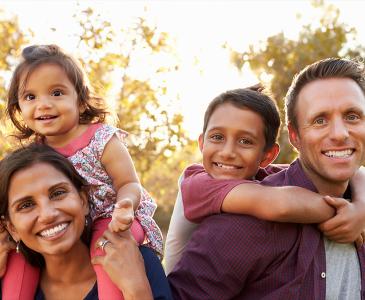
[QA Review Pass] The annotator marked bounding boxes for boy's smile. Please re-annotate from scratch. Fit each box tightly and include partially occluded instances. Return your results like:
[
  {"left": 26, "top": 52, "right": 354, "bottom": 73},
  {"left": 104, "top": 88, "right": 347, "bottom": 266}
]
[{"left": 199, "top": 102, "right": 273, "bottom": 180}]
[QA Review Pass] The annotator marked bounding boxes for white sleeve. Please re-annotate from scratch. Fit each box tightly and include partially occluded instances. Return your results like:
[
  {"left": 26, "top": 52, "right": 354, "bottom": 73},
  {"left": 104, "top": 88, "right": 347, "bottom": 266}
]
[{"left": 164, "top": 172, "right": 198, "bottom": 275}]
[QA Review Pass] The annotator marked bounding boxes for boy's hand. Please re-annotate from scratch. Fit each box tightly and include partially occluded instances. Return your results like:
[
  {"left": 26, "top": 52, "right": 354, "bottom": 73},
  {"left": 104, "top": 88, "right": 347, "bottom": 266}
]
[
  {"left": 0, "top": 224, "right": 15, "bottom": 277},
  {"left": 109, "top": 198, "right": 134, "bottom": 233},
  {"left": 318, "top": 196, "right": 365, "bottom": 243},
  {"left": 355, "top": 230, "right": 365, "bottom": 249}
]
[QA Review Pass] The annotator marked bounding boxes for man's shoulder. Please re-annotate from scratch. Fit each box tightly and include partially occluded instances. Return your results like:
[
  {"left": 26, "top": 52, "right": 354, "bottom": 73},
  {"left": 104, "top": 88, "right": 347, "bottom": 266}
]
[{"left": 195, "top": 213, "right": 273, "bottom": 242}]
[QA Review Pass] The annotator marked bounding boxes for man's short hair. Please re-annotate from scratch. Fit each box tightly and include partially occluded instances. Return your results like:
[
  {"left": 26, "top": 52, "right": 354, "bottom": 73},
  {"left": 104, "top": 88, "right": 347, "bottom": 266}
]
[
  {"left": 203, "top": 85, "right": 281, "bottom": 151},
  {"left": 285, "top": 57, "right": 365, "bottom": 131}
]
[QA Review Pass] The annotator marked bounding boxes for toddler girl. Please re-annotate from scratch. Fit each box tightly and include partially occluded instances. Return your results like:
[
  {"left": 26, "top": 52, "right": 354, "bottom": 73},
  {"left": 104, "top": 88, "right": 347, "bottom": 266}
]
[{"left": 3, "top": 44, "right": 163, "bottom": 300}]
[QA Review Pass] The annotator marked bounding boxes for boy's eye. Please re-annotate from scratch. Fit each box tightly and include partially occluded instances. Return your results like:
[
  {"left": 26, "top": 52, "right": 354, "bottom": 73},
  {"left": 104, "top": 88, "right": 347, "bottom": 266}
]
[
  {"left": 52, "top": 90, "right": 63, "bottom": 97},
  {"left": 209, "top": 134, "right": 224, "bottom": 141},
  {"left": 24, "top": 94, "right": 35, "bottom": 101},
  {"left": 239, "top": 138, "right": 253, "bottom": 145}
]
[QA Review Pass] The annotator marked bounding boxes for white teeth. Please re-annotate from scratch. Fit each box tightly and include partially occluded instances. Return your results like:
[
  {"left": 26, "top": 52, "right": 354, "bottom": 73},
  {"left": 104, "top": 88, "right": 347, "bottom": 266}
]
[
  {"left": 216, "top": 163, "right": 237, "bottom": 169},
  {"left": 39, "top": 223, "right": 68, "bottom": 238},
  {"left": 38, "top": 116, "right": 53, "bottom": 120},
  {"left": 324, "top": 149, "right": 353, "bottom": 158}
]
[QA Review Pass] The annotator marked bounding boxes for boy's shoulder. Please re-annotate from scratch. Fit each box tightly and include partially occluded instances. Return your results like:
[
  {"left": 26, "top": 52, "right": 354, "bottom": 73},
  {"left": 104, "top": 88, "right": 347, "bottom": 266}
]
[{"left": 183, "top": 163, "right": 206, "bottom": 178}]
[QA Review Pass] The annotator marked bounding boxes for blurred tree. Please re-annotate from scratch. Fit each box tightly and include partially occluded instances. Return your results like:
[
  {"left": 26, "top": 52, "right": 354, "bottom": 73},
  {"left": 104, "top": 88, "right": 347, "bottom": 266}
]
[
  {"left": 229, "top": 0, "right": 365, "bottom": 162},
  {"left": 0, "top": 9, "right": 28, "bottom": 158},
  {"left": 74, "top": 8, "right": 197, "bottom": 231}
]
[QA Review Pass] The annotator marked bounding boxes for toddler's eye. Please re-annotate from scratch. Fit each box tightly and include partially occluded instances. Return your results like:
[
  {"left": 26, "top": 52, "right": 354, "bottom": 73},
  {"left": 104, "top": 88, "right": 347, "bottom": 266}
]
[
  {"left": 24, "top": 94, "right": 35, "bottom": 101},
  {"left": 52, "top": 90, "right": 63, "bottom": 97}
]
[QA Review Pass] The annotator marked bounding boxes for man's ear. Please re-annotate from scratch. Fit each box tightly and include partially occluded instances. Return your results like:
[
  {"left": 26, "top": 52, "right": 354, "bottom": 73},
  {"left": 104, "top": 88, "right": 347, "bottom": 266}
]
[
  {"left": 5, "top": 220, "right": 20, "bottom": 243},
  {"left": 198, "top": 133, "right": 204, "bottom": 152},
  {"left": 288, "top": 123, "right": 300, "bottom": 150},
  {"left": 259, "top": 143, "right": 280, "bottom": 168}
]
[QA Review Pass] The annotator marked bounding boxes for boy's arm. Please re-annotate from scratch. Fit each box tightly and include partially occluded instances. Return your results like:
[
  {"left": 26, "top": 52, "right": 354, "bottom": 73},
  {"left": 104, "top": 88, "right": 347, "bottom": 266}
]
[
  {"left": 318, "top": 166, "right": 365, "bottom": 244},
  {"left": 222, "top": 183, "right": 335, "bottom": 223}
]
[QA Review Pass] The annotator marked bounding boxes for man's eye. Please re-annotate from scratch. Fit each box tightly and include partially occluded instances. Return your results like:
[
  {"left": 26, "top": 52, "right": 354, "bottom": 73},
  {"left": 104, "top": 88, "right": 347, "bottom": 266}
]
[
  {"left": 24, "top": 94, "right": 35, "bottom": 101},
  {"left": 314, "top": 118, "right": 326, "bottom": 125},
  {"left": 346, "top": 114, "right": 360, "bottom": 121},
  {"left": 52, "top": 90, "right": 63, "bottom": 97}
]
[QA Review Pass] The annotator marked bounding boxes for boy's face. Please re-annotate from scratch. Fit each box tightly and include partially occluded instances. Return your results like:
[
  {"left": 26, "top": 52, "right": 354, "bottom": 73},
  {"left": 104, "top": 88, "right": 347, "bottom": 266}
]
[{"left": 199, "top": 102, "right": 278, "bottom": 180}]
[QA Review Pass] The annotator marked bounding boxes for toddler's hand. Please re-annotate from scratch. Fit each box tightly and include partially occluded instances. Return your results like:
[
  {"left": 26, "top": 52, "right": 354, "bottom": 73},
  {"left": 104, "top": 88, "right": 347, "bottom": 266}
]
[
  {"left": 355, "top": 230, "right": 365, "bottom": 249},
  {"left": 318, "top": 195, "right": 365, "bottom": 243},
  {"left": 0, "top": 223, "right": 16, "bottom": 277},
  {"left": 109, "top": 198, "right": 134, "bottom": 233}
]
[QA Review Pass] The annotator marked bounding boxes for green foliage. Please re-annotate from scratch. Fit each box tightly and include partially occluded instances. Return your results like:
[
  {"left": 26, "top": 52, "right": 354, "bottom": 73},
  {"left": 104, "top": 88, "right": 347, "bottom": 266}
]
[
  {"left": 74, "top": 8, "right": 197, "bottom": 231},
  {"left": 0, "top": 9, "right": 28, "bottom": 158},
  {"left": 230, "top": 2, "right": 365, "bottom": 162}
]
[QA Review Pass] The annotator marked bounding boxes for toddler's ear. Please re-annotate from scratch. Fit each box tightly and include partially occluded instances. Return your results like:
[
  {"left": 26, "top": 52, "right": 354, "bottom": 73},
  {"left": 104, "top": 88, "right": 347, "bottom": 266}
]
[{"left": 259, "top": 143, "right": 280, "bottom": 168}]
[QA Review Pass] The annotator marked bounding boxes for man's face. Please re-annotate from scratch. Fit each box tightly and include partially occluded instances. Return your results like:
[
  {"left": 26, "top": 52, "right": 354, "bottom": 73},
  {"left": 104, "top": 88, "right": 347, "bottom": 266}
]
[{"left": 289, "top": 78, "right": 365, "bottom": 194}]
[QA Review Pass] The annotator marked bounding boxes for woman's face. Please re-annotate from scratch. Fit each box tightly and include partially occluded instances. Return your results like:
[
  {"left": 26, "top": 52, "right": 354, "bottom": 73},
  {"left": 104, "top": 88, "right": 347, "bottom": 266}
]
[{"left": 6, "top": 162, "right": 89, "bottom": 258}]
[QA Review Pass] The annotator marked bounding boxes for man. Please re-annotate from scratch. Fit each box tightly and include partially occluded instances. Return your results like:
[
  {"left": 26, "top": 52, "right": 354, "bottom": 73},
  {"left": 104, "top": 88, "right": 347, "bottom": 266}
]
[{"left": 168, "top": 58, "right": 365, "bottom": 299}]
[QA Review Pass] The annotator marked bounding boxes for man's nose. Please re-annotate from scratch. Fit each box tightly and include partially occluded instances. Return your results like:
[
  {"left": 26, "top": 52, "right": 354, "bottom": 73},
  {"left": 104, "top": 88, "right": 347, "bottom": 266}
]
[{"left": 329, "top": 118, "right": 350, "bottom": 142}]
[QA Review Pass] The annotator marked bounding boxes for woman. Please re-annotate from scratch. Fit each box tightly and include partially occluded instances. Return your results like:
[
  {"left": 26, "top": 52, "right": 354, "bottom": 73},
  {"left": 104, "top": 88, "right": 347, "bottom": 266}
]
[{"left": 0, "top": 144, "right": 172, "bottom": 299}]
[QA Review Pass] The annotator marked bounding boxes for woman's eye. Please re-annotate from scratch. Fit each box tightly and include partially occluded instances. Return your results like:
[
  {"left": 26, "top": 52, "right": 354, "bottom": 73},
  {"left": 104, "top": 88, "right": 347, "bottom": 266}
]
[
  {"left": 24, "top": 94, "right": 35, "bottom": 101},
  {"left": 52, "top": 90, "right": 63, "bottom": 97},
  {"left": 18, "top": 201, "right": 34, "bottom": 211},
  {"left": 50, "top": 189, "right": 66, "bottom": 199}
]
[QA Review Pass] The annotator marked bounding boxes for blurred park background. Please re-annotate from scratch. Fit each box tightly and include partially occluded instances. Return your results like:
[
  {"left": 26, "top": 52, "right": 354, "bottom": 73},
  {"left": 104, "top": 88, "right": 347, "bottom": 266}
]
[{"left": 1, "top": 0, "right": 365, "bottom": 234}]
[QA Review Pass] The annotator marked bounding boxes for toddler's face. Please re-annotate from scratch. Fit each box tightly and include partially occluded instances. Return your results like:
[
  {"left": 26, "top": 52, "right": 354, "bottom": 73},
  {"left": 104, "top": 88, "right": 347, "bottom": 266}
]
[
  {"left": 17, "top": 63, "right": 82, "bottom": 146},
  {"left": 199, "top": 102, "right": 269, "bottom": 180}
]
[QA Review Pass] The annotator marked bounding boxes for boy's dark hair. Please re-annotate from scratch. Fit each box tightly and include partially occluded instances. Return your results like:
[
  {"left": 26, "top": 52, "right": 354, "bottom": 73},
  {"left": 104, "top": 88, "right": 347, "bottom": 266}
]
[
  {"left": 0, "top": 143, "right": 92, "bottom": 268},
  {"left": 7, "top": 44, "right": 107, "bottom": 140},
  {"left": 285, "top": 57, "right": 365, "bottom": 131},
  {"left": 202, "top": 84, "right": 280, "bottom": 151}
]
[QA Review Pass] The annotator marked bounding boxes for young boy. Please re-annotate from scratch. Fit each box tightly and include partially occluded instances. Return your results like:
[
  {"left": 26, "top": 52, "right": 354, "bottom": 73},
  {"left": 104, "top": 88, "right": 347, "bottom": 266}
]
[{"left": 165, "top": 85, "right": 365, "bottom": 274}]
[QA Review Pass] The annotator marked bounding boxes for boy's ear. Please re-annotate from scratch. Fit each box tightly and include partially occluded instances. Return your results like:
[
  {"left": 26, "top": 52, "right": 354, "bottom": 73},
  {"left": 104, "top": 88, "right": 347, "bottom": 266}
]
[
  {"left": 259, "top": 143, "right": 280, "bottom": 168},
  {"left": 198, "top": 134, "right": 204, "bottom": 152},
  {"left": 288, "top": 122, "right": 300, "bottom": 150}
]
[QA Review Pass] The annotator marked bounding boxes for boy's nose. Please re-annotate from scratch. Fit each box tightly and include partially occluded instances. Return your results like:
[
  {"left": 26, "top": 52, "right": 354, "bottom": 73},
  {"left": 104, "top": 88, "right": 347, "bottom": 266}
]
[{"left": 219, "top": 141, "right": 236, "bottom": 159}]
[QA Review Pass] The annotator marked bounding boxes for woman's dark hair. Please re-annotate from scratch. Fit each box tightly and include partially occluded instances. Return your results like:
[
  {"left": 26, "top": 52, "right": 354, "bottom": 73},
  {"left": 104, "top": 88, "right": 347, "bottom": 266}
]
[
  {"left": 6, "top": 44, "right": 108, "bottom": 140},
  {"left": 202, "top": 84, "right": 281, "bottom": 151},
  {"left": 0, "top": 143, "right": 92, "bottom": 268}
]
